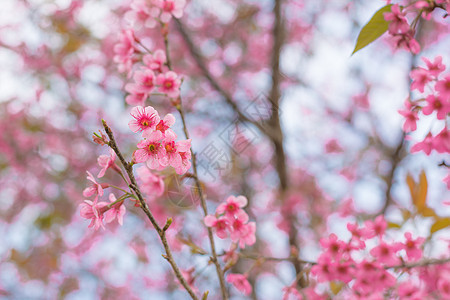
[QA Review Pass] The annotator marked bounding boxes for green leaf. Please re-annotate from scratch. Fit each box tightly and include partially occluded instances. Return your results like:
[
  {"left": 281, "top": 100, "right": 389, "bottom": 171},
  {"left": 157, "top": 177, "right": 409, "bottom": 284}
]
[
  {"left": 352, "top": 4, "right": 393, "bottom": 55},
  {"left": 430, "top": 218, "right": 450, "bottom": 234}
]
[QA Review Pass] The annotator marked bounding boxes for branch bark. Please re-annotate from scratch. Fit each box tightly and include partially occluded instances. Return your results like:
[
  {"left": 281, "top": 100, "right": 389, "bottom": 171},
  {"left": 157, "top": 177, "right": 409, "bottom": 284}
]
[{"left": 267, "top": 0, "right": 306, "bottom": 288}]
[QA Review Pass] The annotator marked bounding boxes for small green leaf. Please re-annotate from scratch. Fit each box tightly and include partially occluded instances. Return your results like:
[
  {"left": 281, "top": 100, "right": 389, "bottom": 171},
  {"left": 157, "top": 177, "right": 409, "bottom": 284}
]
[
  {"left": 352, "top": 4, "right": 393, "bottom": 55},
  {"left": 430, "top": 218, "right": 450, "bottom": 234}
]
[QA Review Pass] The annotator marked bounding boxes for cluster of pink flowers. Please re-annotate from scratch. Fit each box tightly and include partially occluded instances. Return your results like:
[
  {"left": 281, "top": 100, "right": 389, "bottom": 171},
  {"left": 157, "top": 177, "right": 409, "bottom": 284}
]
[
  {"left": 204, "top": 195, "right": 256, "bottom": 249},
  {"left": 130, "top": 105, "right": 192, "bottom": 175},
  {"left": 80, "top": 152, "right": 127, "bottom": 230},
  {"left": 383, "top": 4, "right": 420, "bottom": 54},
  {"left": 398, "top": 56, "right": 449, "bottom": 158},
  {"left": 125, "top": 0, "right": 186, "bottom": 29},
  {"left": 113, "top": 29, "right": 137, "bottom": 75},
  {"left": 114, "top": 0, "right": 186, "bottom": 88},
  {"left": 125, "top": 50, "right": 182, "bottom": 105},
  {"left": 311, "top": 216, "right": 430, "bottom": 298}
]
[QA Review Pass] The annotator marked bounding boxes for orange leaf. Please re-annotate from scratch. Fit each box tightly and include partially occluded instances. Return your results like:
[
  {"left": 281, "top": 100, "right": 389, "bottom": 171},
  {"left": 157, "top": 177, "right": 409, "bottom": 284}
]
[{"left": 430, "top": 218, "right": 450, "bottom": 234}]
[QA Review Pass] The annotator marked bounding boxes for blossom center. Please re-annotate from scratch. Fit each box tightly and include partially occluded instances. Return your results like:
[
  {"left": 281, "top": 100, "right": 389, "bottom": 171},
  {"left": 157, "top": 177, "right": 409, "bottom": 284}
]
[
  {"left": 165, "top": 141, "right": 175, "bottom": 153},
  {"left": 148, "top": 144, "right": 157, "bottom": 153},
  {"left": 164, "top": 80, "right": 173, "bottom": 89}
]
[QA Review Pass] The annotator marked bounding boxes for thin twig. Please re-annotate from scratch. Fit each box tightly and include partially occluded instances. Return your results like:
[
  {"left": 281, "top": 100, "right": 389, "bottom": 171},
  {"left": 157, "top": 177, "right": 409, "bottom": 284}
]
[
  {"left": 102, "top": 120, "right": 199, "bottom": 300},
  {"left": 385, "top": 257, "right": 450, "bottom": 269},
  {"left": 163, "top": 33, "right": 228, "bottom": 299},
  {"left": 176, "top": 106, "right": 229, "bottom": 300}
]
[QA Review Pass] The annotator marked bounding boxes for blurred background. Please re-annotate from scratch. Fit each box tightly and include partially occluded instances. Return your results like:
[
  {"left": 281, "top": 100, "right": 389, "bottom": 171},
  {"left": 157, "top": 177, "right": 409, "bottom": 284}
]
[{"left": 0, "top": 0, "right": 449, "bottom": 298}]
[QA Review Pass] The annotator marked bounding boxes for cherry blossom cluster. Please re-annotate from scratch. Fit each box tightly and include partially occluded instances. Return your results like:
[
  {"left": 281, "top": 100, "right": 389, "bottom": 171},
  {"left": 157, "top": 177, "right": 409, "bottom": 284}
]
[
  {"left": 383, "top": 2, "right": 448, "bottom": 54},
  {"left": 113, "top": 1, "right": 184, "bottom": 99},
  {"left": 80, "top": 150, "right": 127, "bottom": 230},
  {"left": 130, "top": 106, "right": 192, "bottom": 175},
  {"left": 204, "top": 195, "right": 256, "bottom": 249},
  {"left": 113, "top": 31, "right": 182, "bottom": 104},
  {"left": 383, "top": 4, "right": 421, "bottom": 54},
  {"left": 309, "top": 216, "right": 446, "bottom": 298},
  {"left": 125, "top": 0, "right": 186, "bottom": 29},
  {"left": 125, "top": 50, "right": 182, "bottom": 106},
  {"left": 398, "top": 56, "right": 449, "bottom": 158},
  {"left": 202, "top": 197, "right": 256, "bottom": 296}
]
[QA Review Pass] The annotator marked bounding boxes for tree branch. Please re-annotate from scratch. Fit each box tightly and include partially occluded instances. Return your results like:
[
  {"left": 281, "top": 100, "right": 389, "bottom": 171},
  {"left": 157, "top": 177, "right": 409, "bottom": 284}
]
[
  {"left": 102, "top": 120, "right": 199, "bottom": 300},
  {"left": 163, "top": 31, "right": 228, "bottom": 299}
]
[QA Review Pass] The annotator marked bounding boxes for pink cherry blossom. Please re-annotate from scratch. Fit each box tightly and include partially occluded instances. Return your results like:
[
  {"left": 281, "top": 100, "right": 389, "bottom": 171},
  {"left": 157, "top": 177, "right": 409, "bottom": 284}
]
[
  {"left": 113, "top": 29, "right": 136, "bottom": 74},
  {"left": 226, "top": 273, "right": 252, "bottom": 296},
  {"left": 398, "top": 107, "right": 418, "bottom": 132},
  {"left": 204, "top": 215, "right": 229, "bottom": 239},
  {"left": 125, "top": 84, "right": 148, "bottom": 106},
  {"left": 176, "top": 149, "right": 192, "bottom": 175},
  {"left": 136, "top": 166, "right": 164, "bottom": 198},
  {"left": 436, "top": 74, "right": 450, "bottom": 99},
  {"left": 216, "top": 195, "right": 248, "bottom": 217},
  {"left": 410, "top": 67, "right": 432, "bottom": 93},
  {"left": 229, "top": 210, "right": 249, "bottom": 242},
  {"left": 134, "top": 131, "right": 166, "bottom": 169},
  {"left": 130, "top": 68, "right": 157, "bottom": 94},
  {"left": 155, "top": 113, "right": 176, "bottom": 135},
  {"left": 161, "top": 130, "right": 191, "bottom": 174},
  {"left": 410, "top": 133, "right": 434, "bottom": 155},
  {"left": 83, "top": 171, "right": 105, "bottom": 197},
  {"left": 156, "top": 0, "right": 186, "bottom": 23},
  {"left": 422, "top": 56, "right": 445, "bottom": 77},
  {"left": 394, "top": 30, "right": 420, "bottom": 54},
  {"left": 332, "top": 261, "right": 355, "bottom": 283},
  {"left": 97, "top": 148, "right": 119, "bottom": 178},
  {"left": 156, "top": 71, "right": 181, "bottom": 98},
  {"left": 433, "top": 127, "right": 450, "bottom": 153},
  {"left": 365, "top": 215, "right": 387, "bottom": 238},
  {"left": 79, "top": 199, "right": 109, "bottom": 230},
  {"left": 237, "top": 222, "right": 256, "bottom": 248},
  {"left": 319, "top": 233, "right": 346, "bottom": 258},
  {"left": 384, "top": 5, "right": 410, "bottom": 35},
  {"left": 104, "top": 193, "right": 126, "bottom": 225},
  {"left": 128, "top": 106, "right": 160, "bottom": 137},
  {"left": 143, "top": 50, "right": 167, "bottom": 72},
  {"left": 125, "top": 0, "right": 160, "bottom": 29},
  {"left": 311, "top": 253, "right": 334, "bottom": 282},
  {"left": 426, "top": 94, "right": 450, "bottom": 119},
  {"left": 370, "top": 241, "right": 401, "bottom": 265},
  {"left": 399, "top": 232, "right": 424, "bottom": 262}
]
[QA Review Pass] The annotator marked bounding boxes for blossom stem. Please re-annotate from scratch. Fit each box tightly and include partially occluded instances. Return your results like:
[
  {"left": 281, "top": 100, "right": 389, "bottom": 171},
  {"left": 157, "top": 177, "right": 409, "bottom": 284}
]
[{"left": 109, "top": 184, "right": 130, "bottom": 194}]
